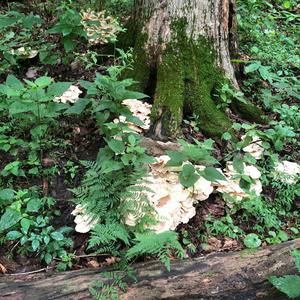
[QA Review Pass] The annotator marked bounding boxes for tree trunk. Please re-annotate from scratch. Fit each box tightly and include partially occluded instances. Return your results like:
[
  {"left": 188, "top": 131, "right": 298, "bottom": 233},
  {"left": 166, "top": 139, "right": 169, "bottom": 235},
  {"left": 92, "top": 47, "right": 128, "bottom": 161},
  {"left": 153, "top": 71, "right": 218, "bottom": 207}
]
[
  {"left": 129, "top": 0, "right": 261, "bottom": 139},
  {"left": 1, "top": 238, "right": 300, "bottom": 300}
]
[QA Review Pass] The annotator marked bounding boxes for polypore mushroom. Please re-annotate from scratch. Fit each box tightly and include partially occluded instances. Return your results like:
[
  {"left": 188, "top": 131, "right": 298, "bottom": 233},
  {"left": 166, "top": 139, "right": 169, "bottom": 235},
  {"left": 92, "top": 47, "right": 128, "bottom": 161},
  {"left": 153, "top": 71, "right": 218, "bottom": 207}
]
[
  {"left": 242, "top": 135, "right": 264, "bottom": 160},
  {"left": 54, "top": 85, "right": 82, "bottom": 104},
  {"left": 273, "top": 160, "right": 300, "bottom": 184},
  {"left": 71, "top": 205, "right": 98, "bottom": 233}
]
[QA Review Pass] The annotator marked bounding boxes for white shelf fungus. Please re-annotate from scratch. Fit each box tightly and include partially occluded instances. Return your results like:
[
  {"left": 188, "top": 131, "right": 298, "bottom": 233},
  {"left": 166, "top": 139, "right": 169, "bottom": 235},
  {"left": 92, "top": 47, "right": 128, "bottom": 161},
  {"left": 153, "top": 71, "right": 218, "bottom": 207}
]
[
  {"left": 71, "top": 205, "right": 98, "bottom": 233},
  {"left": 215, "top": 162, "right": 262, "bottom": 200},
  {"left": 54, "top": 85, "right": 82, "bottom": 104},
  {"left": 242, "top": 135, "right": 264, "bottom": 159},
  {"left": 124, "top": 156, "right": 214, "bottom": 233},
  {"left": 114, "top": 99, "right": 152, "bottom": 133},
  {"left": 273, "top": 160, "right": 300, "bottom": 184}
]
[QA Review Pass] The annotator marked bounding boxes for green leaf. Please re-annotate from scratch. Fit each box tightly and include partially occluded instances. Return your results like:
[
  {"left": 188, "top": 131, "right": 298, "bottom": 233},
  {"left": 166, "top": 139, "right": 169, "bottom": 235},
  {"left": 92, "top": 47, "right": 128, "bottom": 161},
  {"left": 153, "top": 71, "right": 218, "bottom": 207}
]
[
  {"left": 65, "top": 99, "right": 91, "bottom": 115},
  {"left": 203, "top": 167, "right": 226, "bottom": 182},
  {"left": 9, "top": 102, "right": 33, "bottom": 115},
  {"left": 6, "top": 230, "right": 22, "bottom": 240},
  {"left": 32, "top": 239, "right": 40, "bottom": 251},
  {"left": 274, "top": 139, "right": 284, "bottom": 151},
  {"left": 50, "top": 231, "right": 64, "bottom": 241},
  {"left": 0, "top": 189, "right": 15, "bottom": 202},
  {"left": 62, "top": 37, "right": 75, "bottom": 52},
  {"left": 0, "top": 15, "right": 17, "bottom": 28},
  {"left": 26, "top": 199, "right": 42, "bottom": 212},
  {"left": 44, "top": 253, "right": 53, "bottom": 264},
  {"left": 277, "top": 230, "right": 288, "bottom": 242},
  {"left": 232, "top": 155, "right": 244, "bottom": 174},
  {"left": 283, "top": 1, "right": 291, "bottom": 9},
  {"left": 292, "top": 250, "right": 300, "bottom": 272},
  {"left": 245, "top": 62, "right": 261, "bottom": 73},
  {"left": 166, "top": 151, "right": 187, "bottom": 167},
  {"left": 243, "top": 233, "right": 261, "bottom": 249},
  {"left": 107, "top": 139, "right": 125, "bottom": 154},
  {"left": 20, "top": 218, "right": 31, "bottom": 234},
  {"left": 269, "top": 275, "right": 300, "bottom": 298},
  {"left": 47, "top": 82, "right": 71, "bottom": 97},
  {"left": 34, "top": 76, "right": 52, "bottom": 88},
  {"left": 179, "top": 164, "right": 200, "bottom": 188},
  {"left": 0, "top": 208, "right": 22, "bottom": 232},
  {"left": 222, "top": 132, "right": 232, "bottom": 141},
  {"left": 6, "top": 75, "right": 24, "bottom": 91}
]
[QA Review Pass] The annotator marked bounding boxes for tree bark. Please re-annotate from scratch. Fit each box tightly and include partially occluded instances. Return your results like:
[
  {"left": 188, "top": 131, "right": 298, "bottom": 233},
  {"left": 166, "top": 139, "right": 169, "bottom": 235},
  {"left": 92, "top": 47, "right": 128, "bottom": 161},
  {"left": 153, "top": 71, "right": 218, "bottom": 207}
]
[
  {"left": 1, "top": 238, "right": 299, "bottom": 300},
  {"left": 129, "top": 0, "right": 262, "bottom": 139}
]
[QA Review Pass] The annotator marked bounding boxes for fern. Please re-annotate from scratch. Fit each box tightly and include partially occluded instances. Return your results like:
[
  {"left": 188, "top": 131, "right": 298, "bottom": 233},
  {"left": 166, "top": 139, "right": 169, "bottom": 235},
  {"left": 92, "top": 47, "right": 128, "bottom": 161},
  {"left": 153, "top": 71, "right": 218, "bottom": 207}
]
[
  {"left": 269, "top": 250, "right": 300, "bottom": 299},
  {"left": 88, "top": 223, "right": 130, "bottom": 249},
  {"left": 126, "top": 231, "right": 184, "bottom": 271}
]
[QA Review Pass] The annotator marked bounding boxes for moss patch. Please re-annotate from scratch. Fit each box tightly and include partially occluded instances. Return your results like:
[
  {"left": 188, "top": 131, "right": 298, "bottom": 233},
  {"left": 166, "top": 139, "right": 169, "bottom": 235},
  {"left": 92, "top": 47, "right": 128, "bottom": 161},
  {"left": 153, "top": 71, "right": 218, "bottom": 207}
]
[{"left": 150, "top": 19, "right": 232, "bottom": 138}]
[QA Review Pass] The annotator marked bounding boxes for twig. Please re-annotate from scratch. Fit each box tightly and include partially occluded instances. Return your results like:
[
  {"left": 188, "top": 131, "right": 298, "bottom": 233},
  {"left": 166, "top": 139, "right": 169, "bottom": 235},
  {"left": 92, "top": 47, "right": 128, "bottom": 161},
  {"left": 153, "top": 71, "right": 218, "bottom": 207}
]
[{"left": 6, "top": 267, "right": 53, "bottom": 276}]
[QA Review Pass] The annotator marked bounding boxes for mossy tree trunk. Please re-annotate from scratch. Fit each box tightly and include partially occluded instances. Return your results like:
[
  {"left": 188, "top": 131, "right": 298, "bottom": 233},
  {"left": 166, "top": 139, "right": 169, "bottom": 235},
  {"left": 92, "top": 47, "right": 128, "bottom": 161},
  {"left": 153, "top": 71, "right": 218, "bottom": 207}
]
[{"left": 130, "top": 0, "right": 260, "bottom": 139}]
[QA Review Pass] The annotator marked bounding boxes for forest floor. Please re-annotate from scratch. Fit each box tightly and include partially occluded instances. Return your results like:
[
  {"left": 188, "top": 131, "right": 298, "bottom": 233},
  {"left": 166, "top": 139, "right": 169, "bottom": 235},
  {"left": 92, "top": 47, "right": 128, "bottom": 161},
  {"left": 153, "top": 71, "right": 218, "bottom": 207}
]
[{"left": 0, "top": 4, "right": 299, "bottom": 299}]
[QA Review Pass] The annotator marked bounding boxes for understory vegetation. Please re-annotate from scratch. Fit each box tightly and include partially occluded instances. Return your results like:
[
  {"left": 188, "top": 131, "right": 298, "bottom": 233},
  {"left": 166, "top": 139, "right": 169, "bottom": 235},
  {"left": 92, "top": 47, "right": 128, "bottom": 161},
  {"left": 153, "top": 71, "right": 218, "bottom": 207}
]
[{"left": 0, "top": 0, "right": 299, "bottom": 299}]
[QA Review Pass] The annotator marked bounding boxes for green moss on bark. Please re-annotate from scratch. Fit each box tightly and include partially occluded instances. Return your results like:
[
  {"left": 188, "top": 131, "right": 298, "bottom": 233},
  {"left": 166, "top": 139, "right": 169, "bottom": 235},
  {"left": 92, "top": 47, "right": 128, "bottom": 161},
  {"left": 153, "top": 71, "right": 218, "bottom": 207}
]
[
  {"left": 150, "top": 20, "right": 232, "bottom": 138},
  {"left": 231, "top": 99, "right": 265, "bottom": 124},
  {"left": 150, "top": 50, "right": 185, "bottom": 138}
]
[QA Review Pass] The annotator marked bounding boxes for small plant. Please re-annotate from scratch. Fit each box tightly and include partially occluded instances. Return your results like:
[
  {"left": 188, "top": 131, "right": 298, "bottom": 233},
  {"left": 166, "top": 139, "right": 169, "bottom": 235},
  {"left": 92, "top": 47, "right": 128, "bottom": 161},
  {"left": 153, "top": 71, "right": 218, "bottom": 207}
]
[
  {"left": 0, "top": 188, "right": 73, "bottom": 265},
  {"left": 243, "top": 233, "right": 261, "bottom": 249},
  {"left": 269, "top": 250, "right": 300, "bottom": 299},
  {"left": 48, "top": 8, "right": 87, "bottom": 52},
  {"left": 0, "top": 75, "right": 73, "bottom": 177}
]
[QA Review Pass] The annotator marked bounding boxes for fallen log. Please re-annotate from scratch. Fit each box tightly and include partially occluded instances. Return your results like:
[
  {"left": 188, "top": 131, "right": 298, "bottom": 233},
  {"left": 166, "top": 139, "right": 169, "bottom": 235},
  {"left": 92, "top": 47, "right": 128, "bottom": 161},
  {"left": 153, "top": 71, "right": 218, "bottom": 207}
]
[{"left": 1, "top": 238, "right": 300, "bottom": 300}]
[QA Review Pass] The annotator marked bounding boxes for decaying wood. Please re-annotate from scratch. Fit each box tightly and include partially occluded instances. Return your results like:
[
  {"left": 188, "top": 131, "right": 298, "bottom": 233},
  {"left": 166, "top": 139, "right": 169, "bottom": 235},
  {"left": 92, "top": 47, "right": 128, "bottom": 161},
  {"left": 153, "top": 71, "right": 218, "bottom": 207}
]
[
  {"left": 140, "top": 137, "right": 181, "bottom": 156},
  {"left": 1, "top": 238, "right": 299, "bottom": 300}
]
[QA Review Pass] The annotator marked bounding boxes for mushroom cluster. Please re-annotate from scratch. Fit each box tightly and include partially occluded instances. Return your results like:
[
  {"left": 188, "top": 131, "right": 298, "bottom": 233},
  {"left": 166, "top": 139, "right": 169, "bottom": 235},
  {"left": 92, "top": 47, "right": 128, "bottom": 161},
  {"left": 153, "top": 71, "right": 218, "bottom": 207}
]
[
  {"left": 81, "top": 10, "right": 121, "bottom": 45},
  {"left": 72, "top": 154, "right": 263, "bottom": 234},
  {"left": 114, "top": 99, "right": 152, "bottom": 133},
  {"left": 273, "top": 160, "right": 300, "bottom": 184},
  {"left": 54, "top": 85, "right": 82, "bottom": 104},
  {"left": 215, "top": 162, "right": 262, "bottom": 201},
  {"left": 10, "top": 46, "right": 38, "bottom": 59},
  {"left": 242, "top": 135, "right": 264, "bottom": 159},
  {"left": 71, "top": 205, "right": 98, "bottom": 233},
  {"left": 124, "top": 156, "right": 215, "bottom": 233}
]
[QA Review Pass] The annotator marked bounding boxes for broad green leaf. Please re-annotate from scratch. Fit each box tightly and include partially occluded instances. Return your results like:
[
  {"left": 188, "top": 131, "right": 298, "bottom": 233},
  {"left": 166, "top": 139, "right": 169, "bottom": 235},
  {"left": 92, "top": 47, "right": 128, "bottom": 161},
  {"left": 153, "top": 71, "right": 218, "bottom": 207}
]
[
  {"left": 62, "top": 37, "right": 75, "bottom": 52},
  {"left": 283, "top": 1, "right": 291, "bottom": 9},
  {"left": 166, "top": 151, "right": 187, "bottom": 167},
  {"left": 6, "top": 75, "right": 24, "bottom": 91},
  {"left": 0, "top": 208, "right": 22, "bottom": 232},
  {"left": 0, "top": 15, "right": 17, "bottom": 28},
  {"left": 34, "top": 76, "right": 52, "bottom": 88},
  {"left": 243, "top": 233, "right": 261, "bottom": 249},
  {"left": 9, "top": 102, "right": 33, "bottom": 115},
  {"left": 222, "top": 132, "right": 232, "bottom": 141},
  {"left": 179, "top": 164, "right": 200, "bottom": 188},
  {"left": 50, "top": 231, "right": 64, "bottom": 241},
  {"left": 47, "top": 82, "right": 71, "bottom": 97},
  {"left": 31, "top": 239, "right": 40, "bottom": 251},
  {"left": 107, "top": 139, "right": 125, "bottom": 154},
  {"left": 292, "top": 250, "right": 300, "bottom": 272},
  {"left": 44, "top": 253, "right": 53, "bottom": 264},
  {"left": 269, "top": 275, "right": 300, "bottom": 298},
  {"left": 245, "top": 62, "right": 261, "bottom": 73},
  {"left": 232, "top": 155, "right": 244, "bottom": 174},
  {"left": 20, "top": 218, "right": 31, "bottom": 234},
  {"left": 26, "top": 198, "right": 42, "bottom": 212},
  {"left": 65, "top": 99, "right": 91, "bottom": 115},
  {"left": 0, "top": 189, "right": 15, "bottom": 202},
  {"left": 203, "top": 167, "right": 226, "bottom": 182},
  {"left": 6, "top": 230, "right": 22, "bottom": 240}
]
